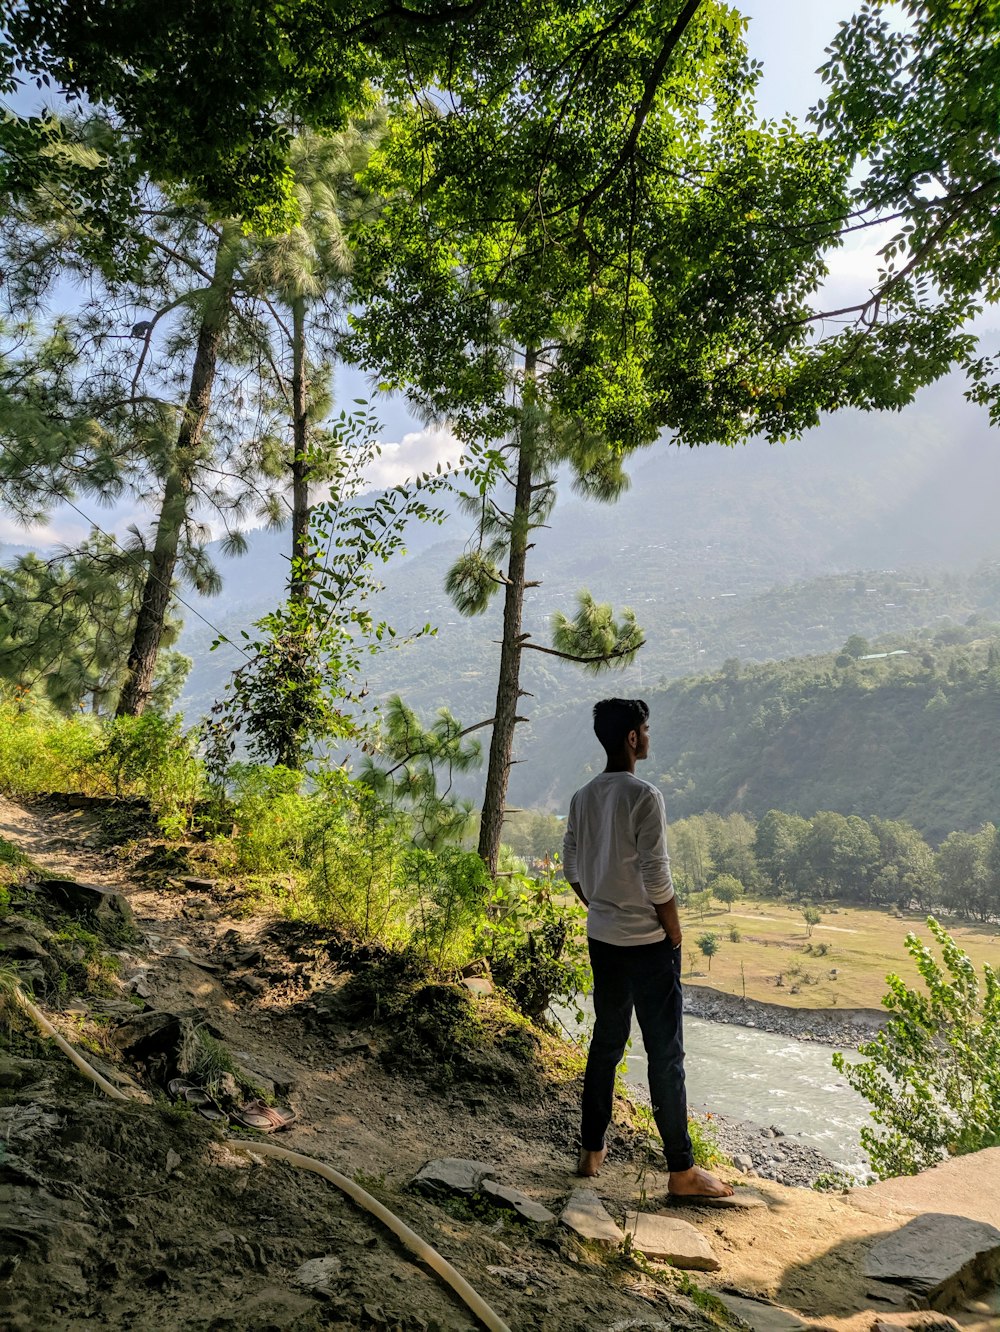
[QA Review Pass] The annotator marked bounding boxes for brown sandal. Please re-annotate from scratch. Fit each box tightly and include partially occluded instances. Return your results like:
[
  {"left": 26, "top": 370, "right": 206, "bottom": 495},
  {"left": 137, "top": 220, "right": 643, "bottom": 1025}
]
[{"left": 229, "top": 1099, "right": 297, "bottom": 1133}]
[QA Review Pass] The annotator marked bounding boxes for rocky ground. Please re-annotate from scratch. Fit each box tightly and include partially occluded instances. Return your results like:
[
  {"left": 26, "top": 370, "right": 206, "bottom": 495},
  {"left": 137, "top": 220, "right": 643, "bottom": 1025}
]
[{"left": 1, "top": 793, "right": 998, "bottom": 1332}]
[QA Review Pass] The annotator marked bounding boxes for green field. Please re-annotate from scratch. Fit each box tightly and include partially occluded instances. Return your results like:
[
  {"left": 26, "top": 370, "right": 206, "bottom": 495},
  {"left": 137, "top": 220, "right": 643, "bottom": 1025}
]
[{"left": 675, "top": 898, "right": 1000, "bottom": 1010}]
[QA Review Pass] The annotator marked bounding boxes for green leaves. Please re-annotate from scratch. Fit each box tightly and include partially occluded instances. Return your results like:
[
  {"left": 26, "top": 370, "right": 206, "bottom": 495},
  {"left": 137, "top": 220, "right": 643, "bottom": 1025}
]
[
  {"left": 444, "top": 550, "right": 503, "bottom": 617},
  {"left": 834, "top": 916, "right": 1000, "bottom": 1177},
  {"left": 549, "top": 591, "right": 645, "bottom": 673}
]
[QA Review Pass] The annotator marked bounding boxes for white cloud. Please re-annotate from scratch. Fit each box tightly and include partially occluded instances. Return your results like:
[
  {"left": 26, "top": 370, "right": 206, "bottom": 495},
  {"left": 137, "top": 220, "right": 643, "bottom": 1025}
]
[{"left": 364, "top": 425, "right": 461, "bottom": 489}]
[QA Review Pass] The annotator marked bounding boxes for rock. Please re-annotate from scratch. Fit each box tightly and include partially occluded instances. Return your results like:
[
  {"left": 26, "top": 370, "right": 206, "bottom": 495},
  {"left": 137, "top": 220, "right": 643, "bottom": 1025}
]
[
  {"left": 240, "top": 975, "right": 267, "bottom": 995},
  {"left": 38, "top": 879, "right": 135, "bottom": 935},
  {"left": 293, "top": 1255, "right": 343, "bottom": 1296},
  {"left": 666, "top": 1188, "right": 767, "bottom": 1211},
  {"left": 232, "top": 1050, "right": 293, "bottom": 1097},
  {"left": 0, "top": 926, "right": 53, "bottom": 972},
  {"left": 733, "top": 1153, "right": 754, "bottom": 1173},
  {"left": 863, "top": 1213, "right": 1000, "bottom": 1307},
  {"left": 181, "top": 877, "right": 217, "bottom": 892},
  {"left": 461, "top": 977, "right": 494, "bottom": 998},
  {"left": 624, "top": 1212, "right": 720, "bottom": 1271},
  {"left": 0, "top": 1056, "right": 44, "bottom": 1091},
  {"left": 480, "top": 1180, "right": 555, "bottom": 1223},
  {"left": 461, "top": 959, "right": 491, "bottom": 978},
  {"left": 559, "top": 1188, "right": 624, "bottom": 1246},
  {"left": 486, "top": 1266, "right": 529, "bottom": 1288},
  {"left": 715, "top": 1292, "right": 826, "bottom": 1331},
  {"left": 411, "top": 1158, "right": 497, "bottom": 1197},
  {"left": 870, "top": 1316, "right": 963, "bottom": 1331},
  {"left": 218, "top": 1073, "right": 240, "bottom": 1101},
  {"left": 165, "top": 1149, "right": 181, "bottom": 1174}
]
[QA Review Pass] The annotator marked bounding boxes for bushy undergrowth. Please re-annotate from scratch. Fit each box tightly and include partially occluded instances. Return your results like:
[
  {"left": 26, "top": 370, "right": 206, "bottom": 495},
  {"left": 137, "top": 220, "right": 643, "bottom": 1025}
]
[
  {"left": 0, "top": 692, "right": 203, "bottom": 832},
  {"left": 0, "top": 699, "right": 592, "bottom": 1022}
]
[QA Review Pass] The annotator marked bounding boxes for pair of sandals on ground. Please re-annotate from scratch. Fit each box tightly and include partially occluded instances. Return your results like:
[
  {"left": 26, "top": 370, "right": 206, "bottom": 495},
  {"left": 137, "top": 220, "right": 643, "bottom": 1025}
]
[{"left": 167, "top": 1078, "right": 297, "bottom": 1133}]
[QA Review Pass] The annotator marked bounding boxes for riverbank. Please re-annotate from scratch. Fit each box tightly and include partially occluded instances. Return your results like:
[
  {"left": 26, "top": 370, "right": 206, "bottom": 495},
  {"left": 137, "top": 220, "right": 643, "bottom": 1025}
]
[{"left": 683, "top": 980, "right": 887, "bottom": 1045}]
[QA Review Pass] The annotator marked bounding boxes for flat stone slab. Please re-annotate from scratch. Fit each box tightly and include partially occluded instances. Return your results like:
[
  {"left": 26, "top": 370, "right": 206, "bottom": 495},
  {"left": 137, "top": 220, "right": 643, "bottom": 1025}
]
[
  {"left": 870, "top": 1315, "right": 963, "bottom": 1332},
  {"left": 411, "top": 1157, "right": 496, "bottom": 1197},
  {"left": 481, "top": 1179, "right": 554, "bottom": 1223},
  {"left": 560, "top": 1188, "right": 624, "bottom": 1246},
  {"left": 850, "top": 1147, "right": 1000, "bottom": 1230},
  {"left": 667, "top": 1188, "right": 768, "bottom": 1211},
  {"left": 714, "top": 1292, "right": 832, "bottom": 1331},
  {"left": 625, "top": 1211, "right": 720, "bottom": 1271},
  {"left": 863, "top": 1212, "right": 1000, "bottom": 1303}
]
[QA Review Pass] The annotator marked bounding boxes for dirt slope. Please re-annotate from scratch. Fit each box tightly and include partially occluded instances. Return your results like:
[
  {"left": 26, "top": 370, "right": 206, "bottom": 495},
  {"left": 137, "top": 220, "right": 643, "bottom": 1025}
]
[{"left": 1, "top": 794, "right": 996, "bottom": 1332}]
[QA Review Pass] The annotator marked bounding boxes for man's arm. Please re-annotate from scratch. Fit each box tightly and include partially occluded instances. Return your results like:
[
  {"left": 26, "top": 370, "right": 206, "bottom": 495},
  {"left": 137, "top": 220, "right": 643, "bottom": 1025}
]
[
  {"left": 568, "top": 880, "right": 589, "bottom": 907},
  {"left": 654, "top": 895, "right": 682, "bottom": 947}
]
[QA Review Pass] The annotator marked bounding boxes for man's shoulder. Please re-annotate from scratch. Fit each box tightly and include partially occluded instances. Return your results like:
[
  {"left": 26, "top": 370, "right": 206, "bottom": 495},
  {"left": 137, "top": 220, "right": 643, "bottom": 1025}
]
[{"left": 571, "top": 772, "right": 663, "bottom": 804}]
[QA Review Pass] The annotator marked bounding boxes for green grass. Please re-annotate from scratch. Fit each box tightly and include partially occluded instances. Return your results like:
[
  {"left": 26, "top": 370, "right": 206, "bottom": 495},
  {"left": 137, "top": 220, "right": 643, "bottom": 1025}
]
[{"left": 677, "top": 896, "right": 1000, "bottom": 1010}]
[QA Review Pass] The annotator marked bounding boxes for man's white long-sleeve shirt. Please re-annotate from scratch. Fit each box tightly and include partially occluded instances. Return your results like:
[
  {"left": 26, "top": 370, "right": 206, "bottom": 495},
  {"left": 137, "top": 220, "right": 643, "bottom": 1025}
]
[{"left": 562, "top": 771, "right": 675, "bottom": 946}]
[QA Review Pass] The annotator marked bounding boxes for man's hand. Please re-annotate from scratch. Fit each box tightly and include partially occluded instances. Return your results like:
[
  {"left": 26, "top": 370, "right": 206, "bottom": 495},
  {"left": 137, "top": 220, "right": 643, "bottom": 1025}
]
[
  {"left": 654, "top": 897, "right": 682, "bottom": 948},
  {"left": 569, "top": 880, "right": 589, "bottom": 908}
]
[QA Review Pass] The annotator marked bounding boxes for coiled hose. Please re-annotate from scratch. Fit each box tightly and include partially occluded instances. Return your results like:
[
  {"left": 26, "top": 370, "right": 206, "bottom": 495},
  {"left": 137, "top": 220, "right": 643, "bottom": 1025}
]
[{"left": 15, "top": 986, "right": 512, "bottom": 1332}]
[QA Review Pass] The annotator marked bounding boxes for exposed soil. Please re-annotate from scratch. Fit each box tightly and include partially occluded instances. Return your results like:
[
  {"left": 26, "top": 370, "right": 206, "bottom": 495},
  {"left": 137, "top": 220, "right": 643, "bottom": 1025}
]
[{"left": 1, "top": 794, "right": 997, "bottom": 1332}]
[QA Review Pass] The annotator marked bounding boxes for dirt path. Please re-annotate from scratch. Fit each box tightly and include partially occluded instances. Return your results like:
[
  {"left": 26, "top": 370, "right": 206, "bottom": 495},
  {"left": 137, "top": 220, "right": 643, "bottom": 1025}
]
[{"left": 2, "top": 793, "right": 997, "bottom": 1332}]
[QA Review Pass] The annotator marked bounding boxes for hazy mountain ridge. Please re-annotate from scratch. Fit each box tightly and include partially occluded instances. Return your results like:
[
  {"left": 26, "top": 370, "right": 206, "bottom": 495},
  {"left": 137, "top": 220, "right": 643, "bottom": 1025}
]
[
  {"left": 514, "top": 633, "right": 1000, "bottom": 841},
  {"left": 176, "top": 375, "right": 1000, "bottom": 739}
]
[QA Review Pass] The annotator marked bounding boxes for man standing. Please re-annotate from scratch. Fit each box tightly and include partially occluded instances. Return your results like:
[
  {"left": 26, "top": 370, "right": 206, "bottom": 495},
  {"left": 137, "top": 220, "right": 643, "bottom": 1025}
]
[{"left": 563, "top": 698, "right": 732, "bottom": 1199}]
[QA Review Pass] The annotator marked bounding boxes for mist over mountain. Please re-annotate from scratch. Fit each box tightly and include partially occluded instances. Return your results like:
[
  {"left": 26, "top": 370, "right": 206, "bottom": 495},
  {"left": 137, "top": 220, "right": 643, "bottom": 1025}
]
[{"left": 176, "top": 373, "right": 1000, "bottom": 754}]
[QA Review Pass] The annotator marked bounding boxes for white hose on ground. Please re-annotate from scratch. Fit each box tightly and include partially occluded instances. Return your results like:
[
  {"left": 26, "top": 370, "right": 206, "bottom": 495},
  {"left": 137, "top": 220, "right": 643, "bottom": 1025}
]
[
  {"left": 16, "top": 988, "right": 130, "bottom": 1102},
  {"left": 232, "top": 1140, "right": 513, "bottom": 1332},
  {"left": 15, "top": 985, "right": 513, "bottom": 1332}
]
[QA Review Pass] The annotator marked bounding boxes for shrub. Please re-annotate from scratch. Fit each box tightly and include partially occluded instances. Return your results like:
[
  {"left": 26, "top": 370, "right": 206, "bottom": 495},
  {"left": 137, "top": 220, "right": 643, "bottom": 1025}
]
[
  {"left": 100, "top": 713, "right": 204, "bottom": 834},
  {"left": 833, "top": 917, "right": 1000, "bottom": 1177}
]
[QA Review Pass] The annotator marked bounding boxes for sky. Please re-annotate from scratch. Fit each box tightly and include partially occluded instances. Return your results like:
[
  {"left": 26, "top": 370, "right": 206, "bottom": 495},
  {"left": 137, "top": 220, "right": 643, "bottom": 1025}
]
[{"left": 0, "top": 2, "right": 905, "bottom": 550}]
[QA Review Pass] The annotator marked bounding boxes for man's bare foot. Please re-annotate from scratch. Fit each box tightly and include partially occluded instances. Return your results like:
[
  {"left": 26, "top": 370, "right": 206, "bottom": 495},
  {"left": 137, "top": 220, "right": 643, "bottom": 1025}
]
[
  {"left": 576, "top": 1146, "right": 608, "bottom": 1177},
  {"left": 667, "top": 1164, "right": 734, "bottom": 1198}
]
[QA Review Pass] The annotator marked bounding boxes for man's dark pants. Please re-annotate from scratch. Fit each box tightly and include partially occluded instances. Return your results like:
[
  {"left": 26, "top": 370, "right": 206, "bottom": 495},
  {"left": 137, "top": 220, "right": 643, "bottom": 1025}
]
[{"left": 581, "top": 936, "right": 695, "bottom": 1172}]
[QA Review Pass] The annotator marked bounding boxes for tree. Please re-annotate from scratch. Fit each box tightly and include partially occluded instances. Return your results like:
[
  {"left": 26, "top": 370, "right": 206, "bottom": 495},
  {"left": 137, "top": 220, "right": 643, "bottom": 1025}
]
[
  {"left": 815, "top": 2, "right": 1000, "bottom": 426},
  {"left": 240, "top": 123, "right": 384, "bottom": 603},
  {"left": 936, "top": 826, "right": 996, "bottom": 922},
  {"left": 754, "top": 810, "right": 809, "bottom": 896},
  {"left": 801, "top": 905, "right": 821, "bottom": 939},
  {"left": 707, "top": 813, "right": 760, "bottom": 893},
  {"left": 842, "top": 635, "right": 870, "bottom": 660},
  {"left": 0, "top": 533, "right": 187, "bottom": 714},
  {"left": 670, "top": 818, "right": 715, "bottom": 897},
  {"left": 352, "top": 7, "right": 872, "bottom": 873},
  {"left": 695, "top": 932, "right": 720, "bottom": 972},
  {"left": 710, "top": 874, "right": 744, "bottom": 912},
  {"left": 869, "top": 817, "right": 937, "bottom": 910},
  {"left": 798, "top": 811, "right": 880, "bottom": 902},
  {"left": 833, "top": 918, "right": 1000, "bottom": 1178},
  {"left": 208, "top": 413, "right": 446, "bottom": 769}
]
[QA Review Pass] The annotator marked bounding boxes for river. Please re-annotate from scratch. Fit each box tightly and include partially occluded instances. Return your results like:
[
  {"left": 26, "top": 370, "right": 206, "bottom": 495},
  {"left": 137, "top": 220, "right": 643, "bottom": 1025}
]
[{"left": 559, "top": 1005, "right": 871, "bottom": 1175}]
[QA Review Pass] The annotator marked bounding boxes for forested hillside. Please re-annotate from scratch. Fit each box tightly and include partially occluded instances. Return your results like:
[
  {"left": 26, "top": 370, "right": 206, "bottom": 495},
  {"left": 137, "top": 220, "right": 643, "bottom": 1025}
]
[
  {"left": 515, "top": 628, "right": 1000, "bottom": 842},
  {"left": 176, "top": 375, "right": 1000, "bottom": 728}
]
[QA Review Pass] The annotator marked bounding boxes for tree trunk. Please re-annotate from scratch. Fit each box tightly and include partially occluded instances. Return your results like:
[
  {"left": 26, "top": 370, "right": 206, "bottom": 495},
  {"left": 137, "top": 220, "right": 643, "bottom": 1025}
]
[
  {"left": 289, "top": 293, "right": 311, "bottom": 603},
  {"left": 116, "top": 233, "right": 236, "bottom": 717},
  {"left": 478, "top": 348, "right": 537, "bottom": 875}
]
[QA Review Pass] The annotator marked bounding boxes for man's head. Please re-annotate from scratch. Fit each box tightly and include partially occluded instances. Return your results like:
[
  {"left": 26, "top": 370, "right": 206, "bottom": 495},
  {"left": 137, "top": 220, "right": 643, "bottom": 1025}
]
[{"left": 593, "top": 697, "right": 650, "bottom": 761}]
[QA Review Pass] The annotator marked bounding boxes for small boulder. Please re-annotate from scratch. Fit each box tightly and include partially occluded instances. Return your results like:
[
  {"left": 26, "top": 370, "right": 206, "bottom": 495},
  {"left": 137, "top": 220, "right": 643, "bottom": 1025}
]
[
  {"left": 411, "top": 1158, "right": 496, "bottom": 1197},
  {"left": 870, "top": 1316, "right": 963, "bottom": 1332},
  {"left": 293, "top": 1255, "right": 343, "bottom": 1297}
]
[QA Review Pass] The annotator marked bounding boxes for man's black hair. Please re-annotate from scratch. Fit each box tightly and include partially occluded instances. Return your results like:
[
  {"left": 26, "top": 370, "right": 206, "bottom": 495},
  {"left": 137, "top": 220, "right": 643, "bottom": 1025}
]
[{"left": 592, "top": 697, "right": 649, "bottom": 755}]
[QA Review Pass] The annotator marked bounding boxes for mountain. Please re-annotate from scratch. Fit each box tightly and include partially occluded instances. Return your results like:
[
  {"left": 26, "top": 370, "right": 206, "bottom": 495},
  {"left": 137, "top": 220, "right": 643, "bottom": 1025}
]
[
  {"left": 176, "top": 371, "right": 1000, "bottom": 740},
  {"left": 515, "top": 631, "right": 1000, "bottom": 841}
]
